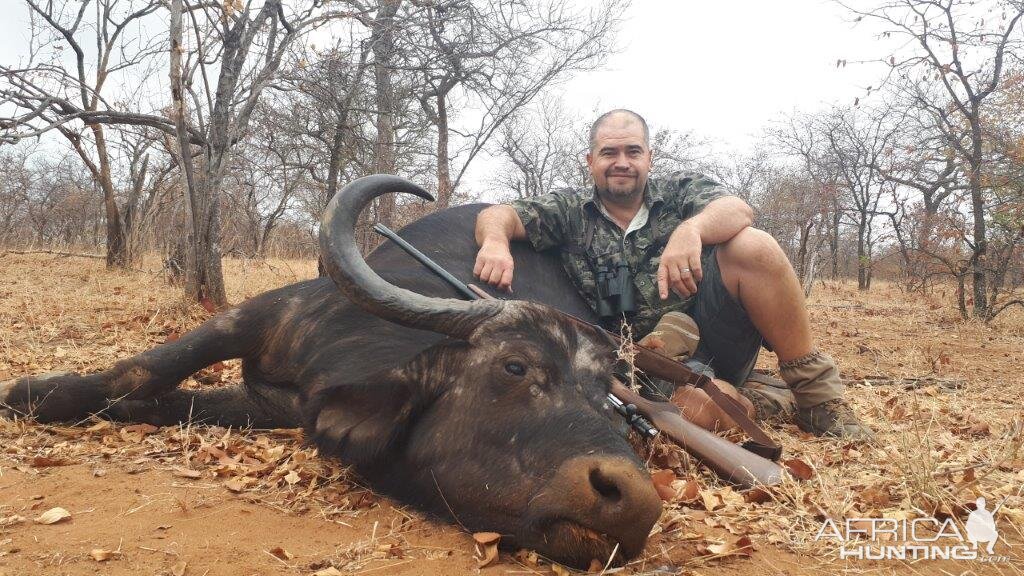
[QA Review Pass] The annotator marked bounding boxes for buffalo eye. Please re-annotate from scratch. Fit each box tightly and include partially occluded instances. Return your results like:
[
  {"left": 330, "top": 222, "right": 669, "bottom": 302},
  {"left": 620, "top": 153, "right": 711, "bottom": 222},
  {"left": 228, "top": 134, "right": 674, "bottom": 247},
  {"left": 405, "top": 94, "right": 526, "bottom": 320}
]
[{"left": 504, "top": 361, "right": 527, "bottom": 377}]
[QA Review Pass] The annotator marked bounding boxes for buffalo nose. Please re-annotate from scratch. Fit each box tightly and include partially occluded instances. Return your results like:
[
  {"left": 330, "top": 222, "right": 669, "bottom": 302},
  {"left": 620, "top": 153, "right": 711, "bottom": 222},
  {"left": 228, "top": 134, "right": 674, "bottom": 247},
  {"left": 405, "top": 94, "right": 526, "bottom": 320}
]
[{"left": 549, "top": 455, "right": 662, "bottom": 556}]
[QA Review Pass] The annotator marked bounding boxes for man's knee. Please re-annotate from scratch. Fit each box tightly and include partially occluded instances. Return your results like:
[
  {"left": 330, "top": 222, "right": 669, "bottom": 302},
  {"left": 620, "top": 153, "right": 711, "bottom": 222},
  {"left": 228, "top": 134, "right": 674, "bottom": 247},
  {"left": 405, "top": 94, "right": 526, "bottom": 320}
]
[{"left": 718, "top": 228, "right": 790, "bottom": 275}]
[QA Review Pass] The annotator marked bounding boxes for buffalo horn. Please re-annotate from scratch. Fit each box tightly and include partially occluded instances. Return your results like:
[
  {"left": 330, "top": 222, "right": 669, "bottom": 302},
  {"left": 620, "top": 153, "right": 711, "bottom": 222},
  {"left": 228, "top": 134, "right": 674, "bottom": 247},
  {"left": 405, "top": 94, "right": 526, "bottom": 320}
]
[{"left": 319, "top": 174, "right": 502, "bottom": 339}]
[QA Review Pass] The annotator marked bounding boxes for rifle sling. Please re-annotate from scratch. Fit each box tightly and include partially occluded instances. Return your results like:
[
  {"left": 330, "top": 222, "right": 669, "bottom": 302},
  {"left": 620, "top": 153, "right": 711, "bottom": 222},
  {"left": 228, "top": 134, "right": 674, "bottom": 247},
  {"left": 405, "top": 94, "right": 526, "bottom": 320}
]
[{"left": 619, "top": 337, "right": 783, "bottom": 461}]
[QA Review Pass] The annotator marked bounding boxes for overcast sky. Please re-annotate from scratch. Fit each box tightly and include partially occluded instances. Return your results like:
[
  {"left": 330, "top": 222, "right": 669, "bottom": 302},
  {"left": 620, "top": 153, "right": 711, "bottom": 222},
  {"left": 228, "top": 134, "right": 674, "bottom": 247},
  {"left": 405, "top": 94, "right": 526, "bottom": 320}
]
[
  {"left": 558, "top": 0, "right": 889, "bottom": 151},
  {"left": 0, "top": 0, "right": 894, "bottom": 184}
]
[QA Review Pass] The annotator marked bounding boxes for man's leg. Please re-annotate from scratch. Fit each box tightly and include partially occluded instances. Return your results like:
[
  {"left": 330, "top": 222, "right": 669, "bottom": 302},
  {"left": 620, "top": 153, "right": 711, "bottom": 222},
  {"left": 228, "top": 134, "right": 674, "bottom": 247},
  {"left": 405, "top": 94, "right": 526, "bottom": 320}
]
[
  {"left": 686, "top": 245, "right": 796, "bottom": 424},
  {"left": 713, "top": 228, "right": 873, "bottom": 440}
]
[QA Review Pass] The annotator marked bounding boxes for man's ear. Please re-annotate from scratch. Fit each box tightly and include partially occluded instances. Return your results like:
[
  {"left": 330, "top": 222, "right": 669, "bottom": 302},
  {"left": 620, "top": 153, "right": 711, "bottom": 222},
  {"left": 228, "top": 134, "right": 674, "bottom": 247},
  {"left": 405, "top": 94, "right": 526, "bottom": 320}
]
[{"left": 309, "top": 342, "right": 464, "bottom": 469}]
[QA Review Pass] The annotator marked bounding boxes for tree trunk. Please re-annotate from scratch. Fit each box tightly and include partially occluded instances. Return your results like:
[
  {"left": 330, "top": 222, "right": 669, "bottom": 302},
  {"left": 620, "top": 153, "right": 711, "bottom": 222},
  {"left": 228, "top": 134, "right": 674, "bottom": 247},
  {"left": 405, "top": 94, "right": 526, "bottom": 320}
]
[
  {"left": 795, "top": 220, "right": 813, "bottom": 282},
  {"left": 371, "top": 0, "right": 401, "bottom": 227},
  {"left": 857, "top": 216, "right": 867, "bottom": 290},
  {"left": 170, "top": 0, "right": 227, "bottom": 308},
  {"left": 830, "top": 201, "right": 840, "bottom": 280},
  {"left": 968, "top": 142, "right": 988, "bottom": 318},
  {"left": 435, "top": 91, "right": 453, "bottom": 209},
  {"left": 89, "top": 124, "right": 129, "bottom": 268}
]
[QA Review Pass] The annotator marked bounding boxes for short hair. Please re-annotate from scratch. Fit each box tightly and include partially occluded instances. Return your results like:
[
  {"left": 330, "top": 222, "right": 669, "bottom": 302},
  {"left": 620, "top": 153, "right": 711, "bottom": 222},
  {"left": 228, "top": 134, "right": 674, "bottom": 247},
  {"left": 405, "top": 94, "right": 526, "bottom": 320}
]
[{"left": 588, "top": 109, "right": 650, "bottom": 151}]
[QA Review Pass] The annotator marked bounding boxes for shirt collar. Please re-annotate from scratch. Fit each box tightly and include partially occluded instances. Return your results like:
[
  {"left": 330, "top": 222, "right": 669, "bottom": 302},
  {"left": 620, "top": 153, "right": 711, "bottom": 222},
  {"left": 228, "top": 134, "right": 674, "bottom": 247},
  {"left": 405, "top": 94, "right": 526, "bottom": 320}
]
[{"left": 584, "top": 182, "right": 659, "bottom": 237}]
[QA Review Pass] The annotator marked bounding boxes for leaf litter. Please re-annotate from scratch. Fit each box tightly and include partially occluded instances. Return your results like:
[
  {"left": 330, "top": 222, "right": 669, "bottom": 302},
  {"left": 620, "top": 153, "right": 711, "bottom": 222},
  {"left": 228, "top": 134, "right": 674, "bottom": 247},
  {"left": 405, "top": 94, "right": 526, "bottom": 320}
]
[{"left": 2, "top": 256, "right": 1023, "bottom": 573}]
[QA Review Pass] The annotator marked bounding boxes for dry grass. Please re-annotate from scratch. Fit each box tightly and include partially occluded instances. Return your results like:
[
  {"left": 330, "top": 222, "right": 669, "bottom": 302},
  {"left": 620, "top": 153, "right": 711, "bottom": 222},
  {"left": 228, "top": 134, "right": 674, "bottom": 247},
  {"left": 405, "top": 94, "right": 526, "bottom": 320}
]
[{"left": 1, "top": 251, "right": 1023, "bottom": 575}]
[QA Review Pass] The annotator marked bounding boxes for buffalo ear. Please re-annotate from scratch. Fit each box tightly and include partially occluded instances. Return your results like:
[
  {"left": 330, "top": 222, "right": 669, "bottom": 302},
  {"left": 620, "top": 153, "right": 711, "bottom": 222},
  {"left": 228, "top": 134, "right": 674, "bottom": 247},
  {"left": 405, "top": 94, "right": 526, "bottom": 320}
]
[{"left": 310, "top": 345, "right": 460, "bottom": 468}]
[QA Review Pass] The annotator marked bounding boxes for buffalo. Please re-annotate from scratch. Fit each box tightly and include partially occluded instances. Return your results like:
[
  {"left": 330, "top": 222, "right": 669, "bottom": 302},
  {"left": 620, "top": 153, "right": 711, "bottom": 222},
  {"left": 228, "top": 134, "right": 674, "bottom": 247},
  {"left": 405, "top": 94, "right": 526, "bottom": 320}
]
[{"left": 0, "top": 175, "right": 663, "bottom": 568}]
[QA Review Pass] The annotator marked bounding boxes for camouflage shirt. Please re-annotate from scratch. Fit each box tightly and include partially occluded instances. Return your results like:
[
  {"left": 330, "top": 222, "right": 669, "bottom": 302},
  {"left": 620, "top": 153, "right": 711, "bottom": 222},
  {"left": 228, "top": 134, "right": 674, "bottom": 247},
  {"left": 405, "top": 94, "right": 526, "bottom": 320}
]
[{"left": 511, "top": 172, "right": 730, "bottom": 336}]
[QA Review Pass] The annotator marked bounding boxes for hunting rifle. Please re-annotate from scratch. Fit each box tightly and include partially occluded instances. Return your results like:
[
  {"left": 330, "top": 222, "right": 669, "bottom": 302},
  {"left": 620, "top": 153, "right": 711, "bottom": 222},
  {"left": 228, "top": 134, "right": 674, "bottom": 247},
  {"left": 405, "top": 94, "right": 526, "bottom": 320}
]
[{"left": 374, "top": 223, "right": 783, "bottom": 489}]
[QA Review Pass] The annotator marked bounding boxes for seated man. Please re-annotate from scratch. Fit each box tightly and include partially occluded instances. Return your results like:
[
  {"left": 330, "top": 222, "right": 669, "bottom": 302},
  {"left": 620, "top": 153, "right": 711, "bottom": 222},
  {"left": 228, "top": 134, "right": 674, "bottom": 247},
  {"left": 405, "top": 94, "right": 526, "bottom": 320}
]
[{"left": 473, "top": 108, "right": 872, "bottom": 440}]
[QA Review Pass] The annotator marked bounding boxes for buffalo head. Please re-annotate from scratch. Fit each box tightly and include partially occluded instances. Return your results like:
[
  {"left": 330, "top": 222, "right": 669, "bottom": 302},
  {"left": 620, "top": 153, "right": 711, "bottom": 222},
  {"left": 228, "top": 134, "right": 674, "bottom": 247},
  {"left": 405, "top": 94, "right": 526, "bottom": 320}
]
[{"left": 315, "top": 175, "right": 662, "bottom": 567}]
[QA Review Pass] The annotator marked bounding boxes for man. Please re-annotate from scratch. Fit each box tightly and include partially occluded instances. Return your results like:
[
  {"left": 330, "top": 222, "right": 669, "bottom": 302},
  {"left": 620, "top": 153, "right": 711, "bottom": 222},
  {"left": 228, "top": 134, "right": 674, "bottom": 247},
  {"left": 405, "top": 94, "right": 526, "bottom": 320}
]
[{"left": 473, "top": 109, "right": 872, "bottom": 440}]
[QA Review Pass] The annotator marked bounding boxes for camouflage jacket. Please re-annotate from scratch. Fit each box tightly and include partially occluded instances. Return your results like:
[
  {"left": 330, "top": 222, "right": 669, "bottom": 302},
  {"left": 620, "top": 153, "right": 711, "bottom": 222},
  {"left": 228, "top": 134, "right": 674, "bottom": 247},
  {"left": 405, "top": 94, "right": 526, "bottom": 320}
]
[{"left": 510, "top": 172, "right": 730, "bottom": 336}]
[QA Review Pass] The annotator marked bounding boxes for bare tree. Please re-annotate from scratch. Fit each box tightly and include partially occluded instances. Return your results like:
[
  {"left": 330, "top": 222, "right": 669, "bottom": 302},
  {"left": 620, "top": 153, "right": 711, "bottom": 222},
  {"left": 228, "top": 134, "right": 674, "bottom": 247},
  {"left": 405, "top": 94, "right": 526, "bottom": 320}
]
[
  {"left": 491, "top": 95, "right": 587, "bottom": 200},
  {"left": 843, "top": 0, "right": 1024, "bottom": 315},
  {"left": 169, "top": 0, "right": 343, "bottom": 306},
  {"left": 0, "top": 0, "right": 165, "bottom": 267},
  {"left": 408, "top": 0, "right": 624, "bottom": 208}
]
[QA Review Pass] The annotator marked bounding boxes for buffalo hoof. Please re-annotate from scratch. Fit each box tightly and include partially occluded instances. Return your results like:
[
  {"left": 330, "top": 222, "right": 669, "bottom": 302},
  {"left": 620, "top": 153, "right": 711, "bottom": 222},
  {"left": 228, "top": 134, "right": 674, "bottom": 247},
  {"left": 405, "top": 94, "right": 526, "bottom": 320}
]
[
  {"left": 0, "top": 377, "right": 15, "bottom": 419},
  {"left": 0, "top": 372, "right": 75, "bottom": 419}
]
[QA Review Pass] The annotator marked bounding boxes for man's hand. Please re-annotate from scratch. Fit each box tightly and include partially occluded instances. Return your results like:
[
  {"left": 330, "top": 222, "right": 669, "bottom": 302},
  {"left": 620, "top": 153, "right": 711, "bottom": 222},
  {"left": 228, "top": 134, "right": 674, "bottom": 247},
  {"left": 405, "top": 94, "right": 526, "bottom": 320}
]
[
  {"left": 474, "top": 240, "right": 515, "bottom": 291},
  {"left": 657, "top": 222, "right": 703, "bottom": 299}
]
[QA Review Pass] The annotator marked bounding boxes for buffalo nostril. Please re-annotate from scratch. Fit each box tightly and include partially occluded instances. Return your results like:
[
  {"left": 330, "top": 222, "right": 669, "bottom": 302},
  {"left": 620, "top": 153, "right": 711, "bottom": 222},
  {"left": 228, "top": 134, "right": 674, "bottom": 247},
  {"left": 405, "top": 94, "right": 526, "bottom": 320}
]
[{"left": 589, "top": 467, "right": 622, "bottom": 503}]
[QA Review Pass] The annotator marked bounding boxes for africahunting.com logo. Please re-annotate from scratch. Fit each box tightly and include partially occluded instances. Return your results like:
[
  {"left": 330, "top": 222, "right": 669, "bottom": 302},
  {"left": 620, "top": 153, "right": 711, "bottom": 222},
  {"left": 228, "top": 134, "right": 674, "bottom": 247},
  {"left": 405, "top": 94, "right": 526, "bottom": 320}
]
[{"left": 815, "top": 497, "right": 1008, "bottom": 562}]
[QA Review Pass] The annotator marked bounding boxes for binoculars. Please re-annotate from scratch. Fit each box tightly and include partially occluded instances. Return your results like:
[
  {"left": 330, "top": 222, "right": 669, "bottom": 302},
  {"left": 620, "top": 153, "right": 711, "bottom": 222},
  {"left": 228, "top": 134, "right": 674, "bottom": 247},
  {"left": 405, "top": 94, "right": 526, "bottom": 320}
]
[{"left": 596, "top": 257, "right": 636, "bottom": 323}]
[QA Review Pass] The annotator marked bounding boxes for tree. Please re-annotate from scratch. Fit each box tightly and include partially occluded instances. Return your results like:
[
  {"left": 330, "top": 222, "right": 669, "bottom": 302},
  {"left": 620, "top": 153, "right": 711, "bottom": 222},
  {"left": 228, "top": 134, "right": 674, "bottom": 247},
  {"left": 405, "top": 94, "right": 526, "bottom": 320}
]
[
  {"left": 168, "top": 0, "right": 341, "bottom": 306},
  {"left": 491, "top": 94, "right": 587, "bottom": 200},
  {"left": 0, "top": 0, "right": 165, "bottom": 267},
  {"left": 408, "top": 0, "right": 624, "bottom": 208},
  {"left": 843, "top": 0, "right": 1024, "bottom": 316}
]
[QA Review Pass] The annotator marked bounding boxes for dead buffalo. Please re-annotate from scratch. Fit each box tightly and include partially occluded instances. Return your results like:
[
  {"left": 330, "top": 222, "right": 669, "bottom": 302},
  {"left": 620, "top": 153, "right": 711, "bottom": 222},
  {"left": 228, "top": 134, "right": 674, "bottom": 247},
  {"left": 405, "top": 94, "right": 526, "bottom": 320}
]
[{"left": 0, "top": 175, "right": 662, "bottom": 568}]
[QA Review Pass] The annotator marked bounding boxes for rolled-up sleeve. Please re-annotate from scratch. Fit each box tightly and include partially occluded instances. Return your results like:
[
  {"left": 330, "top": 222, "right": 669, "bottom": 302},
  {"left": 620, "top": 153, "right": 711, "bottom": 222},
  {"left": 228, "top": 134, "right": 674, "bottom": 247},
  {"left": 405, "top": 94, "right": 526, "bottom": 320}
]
[{"left": 510, "top": 193, "right": 575, "bottom": 251}]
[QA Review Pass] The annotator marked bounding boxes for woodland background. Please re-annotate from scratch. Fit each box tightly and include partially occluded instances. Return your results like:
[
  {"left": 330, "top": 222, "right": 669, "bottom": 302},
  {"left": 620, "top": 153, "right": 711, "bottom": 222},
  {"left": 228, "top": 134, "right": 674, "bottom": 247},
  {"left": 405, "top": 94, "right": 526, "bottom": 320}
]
[{"left": 0, "top": 0, "right": 1022, "bottom": 320}]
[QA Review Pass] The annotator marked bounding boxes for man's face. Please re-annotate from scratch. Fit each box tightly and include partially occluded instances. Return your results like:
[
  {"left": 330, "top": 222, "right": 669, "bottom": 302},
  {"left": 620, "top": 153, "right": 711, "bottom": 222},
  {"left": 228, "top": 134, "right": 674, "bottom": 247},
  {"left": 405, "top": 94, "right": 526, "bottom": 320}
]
[{"left": 586, "top": 118, "right": 652, "bottom": 207}]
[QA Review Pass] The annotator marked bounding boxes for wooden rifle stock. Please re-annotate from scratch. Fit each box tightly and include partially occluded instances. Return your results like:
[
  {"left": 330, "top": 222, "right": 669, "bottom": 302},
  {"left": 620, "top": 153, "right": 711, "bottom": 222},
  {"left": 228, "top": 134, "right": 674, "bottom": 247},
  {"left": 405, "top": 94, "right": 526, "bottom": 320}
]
[{"left": 612, "top": 382, "right": 784, "bottom": 488}]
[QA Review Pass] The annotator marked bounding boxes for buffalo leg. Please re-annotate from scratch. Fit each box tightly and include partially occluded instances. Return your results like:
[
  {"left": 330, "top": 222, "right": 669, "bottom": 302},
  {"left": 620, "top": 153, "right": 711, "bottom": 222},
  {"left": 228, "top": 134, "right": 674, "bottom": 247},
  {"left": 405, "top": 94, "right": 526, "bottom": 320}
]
[
  {"left": 105, "top": 384, "right": 302, "bottom": 429},
  {"left": 0, "top": 311, "right": 262, "bottom": 423}
]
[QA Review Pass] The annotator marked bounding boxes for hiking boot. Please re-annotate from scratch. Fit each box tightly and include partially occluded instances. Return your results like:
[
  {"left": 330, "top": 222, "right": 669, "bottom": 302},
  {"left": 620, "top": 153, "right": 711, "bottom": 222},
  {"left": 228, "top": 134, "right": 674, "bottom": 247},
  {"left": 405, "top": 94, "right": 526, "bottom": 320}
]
[
  {"left": 796, "top": 398, "right": 875, "bottom": 441},
  {"left": 738, "top": 372, "right": 796, "bottom": 423}
]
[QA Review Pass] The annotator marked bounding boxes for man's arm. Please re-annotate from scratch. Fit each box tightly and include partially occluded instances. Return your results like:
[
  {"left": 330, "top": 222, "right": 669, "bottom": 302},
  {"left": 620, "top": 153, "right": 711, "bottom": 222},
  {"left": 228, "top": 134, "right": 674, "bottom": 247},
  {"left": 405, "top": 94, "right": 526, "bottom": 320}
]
[
  {"left": 658, "top": 196, "right": 753, "bottom": 299},
  {"left": 473, "top": 205, "right": 527, "bottom": 291}
]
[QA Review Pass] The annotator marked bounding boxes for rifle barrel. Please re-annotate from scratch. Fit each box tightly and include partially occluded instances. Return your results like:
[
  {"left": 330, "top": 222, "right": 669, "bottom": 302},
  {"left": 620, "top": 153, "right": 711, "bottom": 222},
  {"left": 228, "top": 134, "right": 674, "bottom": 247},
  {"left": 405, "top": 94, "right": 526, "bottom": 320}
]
[{"left": 373, "top": 223, "right": 478, "bottom": 301}]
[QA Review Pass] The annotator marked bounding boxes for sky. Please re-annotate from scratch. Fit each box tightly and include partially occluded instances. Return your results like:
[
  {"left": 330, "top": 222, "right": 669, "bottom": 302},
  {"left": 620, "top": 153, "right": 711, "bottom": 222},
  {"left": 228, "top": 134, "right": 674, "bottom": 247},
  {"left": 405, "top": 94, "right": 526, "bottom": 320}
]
[
  {"left": 556, "top": 0, "right": 890, "bottom": 151},
  {"left": 0, "top": 0, "right": 896, "bottom": 183}
]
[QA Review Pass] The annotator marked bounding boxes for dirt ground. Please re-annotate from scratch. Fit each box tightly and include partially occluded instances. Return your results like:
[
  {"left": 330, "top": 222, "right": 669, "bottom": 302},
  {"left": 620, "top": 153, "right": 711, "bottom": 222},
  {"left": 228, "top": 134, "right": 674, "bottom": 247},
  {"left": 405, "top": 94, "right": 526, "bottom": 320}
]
[{"left": 1, "top": 251, "right": 1022, "bottom": 576}]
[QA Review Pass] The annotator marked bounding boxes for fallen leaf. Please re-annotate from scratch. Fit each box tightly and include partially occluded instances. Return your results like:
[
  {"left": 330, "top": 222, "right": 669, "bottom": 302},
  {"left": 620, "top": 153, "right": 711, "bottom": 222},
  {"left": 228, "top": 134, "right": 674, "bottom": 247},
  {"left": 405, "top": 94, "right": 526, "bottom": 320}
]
[
  {"left": 700, "top": 489, "right": 723, "bottom": 511},
  {"left": 223, "top": 477, "right": 255, "bottom": 493},
  {"left": 31, "top": 456, "right": 72, "bottom": 468},
  {"left": 85, "top": 421, "right": 112, "bottom": 434},
  {"left": 312, "top": 568, "right": 343, "bottom": 576},
  {"left": 123, "top": 423, "right": 158, "bottom": 434},
  {"left": 650, "top": 469, "right": 676, "bottom": 501},
  {"left": 744, "top": 487, "right": 772, "bottom": 504},
  {"left": 551, "top": 564, "right": 571, "bottom": 576},
  {"left": 706, "top": 535, "right": 754, "bottom": 557},
  {"left": 89, "top": 548, "right": 119, "bottom": 562},
  {"left": 171, "top": 560, "right": 188, "bottom": 576},
  {"left": 121, "top": 423, "right": 159, "bottom": 443},
  {"left": 860, "top": 485, "right": 892, "bottom": 507},
  {"left": 284, "top": 470, "right": 301, "bottom": 485},
  {"left": 34, "top": 507, "right": 71, "bottom": 525},
  {"left": 784, "top": 459, "right": 815, "bottom": 481},
  {"left": 268, "top": 546, "right": 293, "bottom": 561},
  {"left": 677, "top": 479, "right": 700, "bottom": 503},
  {"left": 513, "top": 548, "right": 539, "bottom": 567},
  {"left": 473, "top": 532, "right": 500, "bottom": 567},
  {"left": 473, "top": 532, "right": 501, "bottom": 546},
  {"left": 172, "top": 467, "right": 202, "bottom": 479}
]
